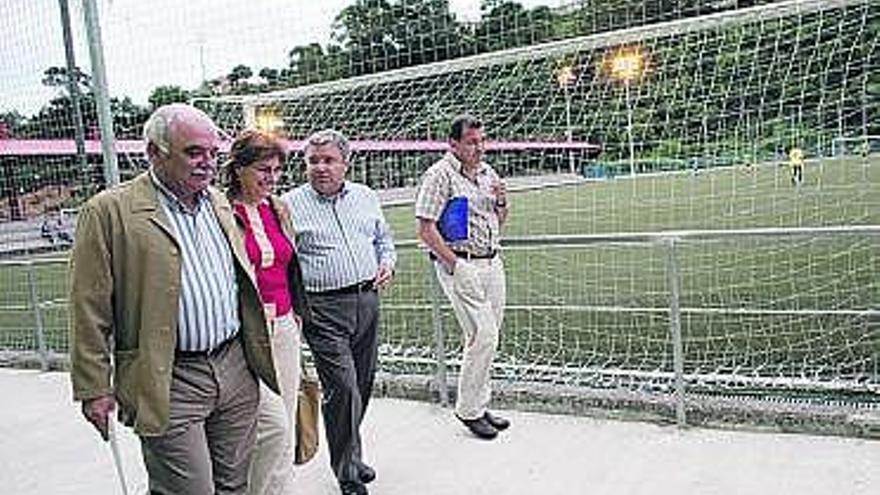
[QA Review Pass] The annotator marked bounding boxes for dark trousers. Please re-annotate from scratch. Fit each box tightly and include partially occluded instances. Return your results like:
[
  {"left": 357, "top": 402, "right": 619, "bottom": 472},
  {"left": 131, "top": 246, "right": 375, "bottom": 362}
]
[{"left": 304, "top": 288, "right": 379, "bottom": 484}]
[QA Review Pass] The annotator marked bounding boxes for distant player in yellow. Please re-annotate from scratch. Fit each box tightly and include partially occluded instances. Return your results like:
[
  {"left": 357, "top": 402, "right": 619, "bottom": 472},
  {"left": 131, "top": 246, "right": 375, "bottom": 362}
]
[{"left": 789, "top": 147, "right": 804, "bottom": 186}]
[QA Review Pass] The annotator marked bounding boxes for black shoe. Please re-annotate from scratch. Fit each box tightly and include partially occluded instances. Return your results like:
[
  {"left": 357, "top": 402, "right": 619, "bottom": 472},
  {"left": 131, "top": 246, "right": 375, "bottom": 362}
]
[
  {"left": 483, "top": 410, "right": 510, "bottom": 431},
  {"left": 340, "top": 480, "right": 369, "bottom": 495},
  {"left": 455, "top": 413, "right": 498, "bottom": 439},
  {"left": 355, "top": 461, "right": 376, "bottom": 484}
]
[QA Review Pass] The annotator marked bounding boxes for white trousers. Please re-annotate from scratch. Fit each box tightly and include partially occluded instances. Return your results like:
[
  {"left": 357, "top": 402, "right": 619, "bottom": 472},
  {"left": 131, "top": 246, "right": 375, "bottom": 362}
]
[
  {"left": 435, "top": 256, "right": 506, "bottom": 419},
  {"left": 248, "top": 311, "right": 302, "bottom": 495}
]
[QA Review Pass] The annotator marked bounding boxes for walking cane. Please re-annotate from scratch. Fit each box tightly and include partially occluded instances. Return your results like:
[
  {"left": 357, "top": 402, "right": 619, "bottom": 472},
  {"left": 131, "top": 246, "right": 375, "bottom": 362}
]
[{"left": 107, "top": 416, "right": 131, "bottom": 495}]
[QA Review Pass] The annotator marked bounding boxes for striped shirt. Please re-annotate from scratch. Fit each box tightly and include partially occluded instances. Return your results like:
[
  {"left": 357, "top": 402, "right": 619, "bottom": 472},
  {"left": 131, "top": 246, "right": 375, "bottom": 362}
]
[
  {"left": 283, "top": 182, "right": 396, "bottom": 292},
  {"left": 415, "top": 151, "right": 503, "bottom": 254},
  {"left": 150, "top": 170, "right": 240, "bottom": 352}
]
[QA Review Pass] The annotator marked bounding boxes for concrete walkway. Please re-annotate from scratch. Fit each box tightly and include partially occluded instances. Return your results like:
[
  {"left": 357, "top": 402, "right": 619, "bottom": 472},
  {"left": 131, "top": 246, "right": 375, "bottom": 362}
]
[{"left": 2, "top": 368, "right": 879, "bottom": 495}]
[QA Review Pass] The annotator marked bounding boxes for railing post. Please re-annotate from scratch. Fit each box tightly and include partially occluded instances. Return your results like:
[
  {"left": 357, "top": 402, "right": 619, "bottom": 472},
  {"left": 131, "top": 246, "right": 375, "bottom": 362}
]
[
  {"left": 26, "top": 261, "right": 49, "bottom": 371},
  {"left": 664, "top": 237, "right": 687, "bottom": 427},
  {"left": 426, "top": 255, "right": 449, "bottom": 407}
]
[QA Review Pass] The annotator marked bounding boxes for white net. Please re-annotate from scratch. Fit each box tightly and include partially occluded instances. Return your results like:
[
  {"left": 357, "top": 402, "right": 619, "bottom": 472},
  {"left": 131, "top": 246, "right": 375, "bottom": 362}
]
[{"left": 196, "top": 0, "right": 879, "bottom": 394}]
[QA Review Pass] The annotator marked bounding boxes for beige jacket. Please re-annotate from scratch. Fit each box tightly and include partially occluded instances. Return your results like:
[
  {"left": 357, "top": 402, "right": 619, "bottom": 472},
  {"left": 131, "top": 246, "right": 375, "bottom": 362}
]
[{"left": 69, "top": 172, "right": 277, "bottom": 436}]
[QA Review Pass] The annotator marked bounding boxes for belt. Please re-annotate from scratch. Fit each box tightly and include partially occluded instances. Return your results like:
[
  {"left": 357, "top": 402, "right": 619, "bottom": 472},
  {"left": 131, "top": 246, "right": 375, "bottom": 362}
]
[
  {"left": 175, "top": 334, "right": 236, "bottom": 359},
  {"left": 309, "top": 279, "right": 375, "bottom": 296},
  {"left": 451, "top": 250, "right": 497, "bottom": 260}
]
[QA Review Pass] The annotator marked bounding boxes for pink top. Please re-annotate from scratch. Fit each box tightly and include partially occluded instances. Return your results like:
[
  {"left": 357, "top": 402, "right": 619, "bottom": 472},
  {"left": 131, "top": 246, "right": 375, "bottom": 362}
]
[{"left": 234, "top": 201, "right": 294, "bottom": 318}]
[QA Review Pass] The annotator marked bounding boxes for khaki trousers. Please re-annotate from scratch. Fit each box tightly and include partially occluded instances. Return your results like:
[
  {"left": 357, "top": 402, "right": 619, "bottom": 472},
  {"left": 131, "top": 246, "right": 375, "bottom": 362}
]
[
  {"left": 435, "top": 256, "right": 506, "bottom": 419},
  {"left": 141, "top": 337, "right": 259, "bottom": 495},
  {"left": 248, "top": 311, "right": 302, "bottom": 495}
]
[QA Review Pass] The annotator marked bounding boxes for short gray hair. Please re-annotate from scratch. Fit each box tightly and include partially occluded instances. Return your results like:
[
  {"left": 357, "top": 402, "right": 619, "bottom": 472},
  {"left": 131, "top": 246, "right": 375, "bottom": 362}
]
[
  {"left": 303, "top": 128, "right": 351, "bottom": 162},
  {"left": 143, "top": 103, "right": 215, "bottom": 153}
]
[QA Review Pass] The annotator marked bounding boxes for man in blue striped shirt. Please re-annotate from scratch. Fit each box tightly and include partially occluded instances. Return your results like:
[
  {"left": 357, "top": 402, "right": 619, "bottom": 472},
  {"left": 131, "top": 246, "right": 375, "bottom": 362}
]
[{"left": 284, "top": 129, "right": 396, "bottom": 495}]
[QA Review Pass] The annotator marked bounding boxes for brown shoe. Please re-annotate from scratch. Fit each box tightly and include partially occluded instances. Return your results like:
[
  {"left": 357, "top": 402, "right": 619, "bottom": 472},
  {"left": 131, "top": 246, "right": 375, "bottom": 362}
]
[{"left": 455, "top": 413, "right": 498, "bottom": 439}]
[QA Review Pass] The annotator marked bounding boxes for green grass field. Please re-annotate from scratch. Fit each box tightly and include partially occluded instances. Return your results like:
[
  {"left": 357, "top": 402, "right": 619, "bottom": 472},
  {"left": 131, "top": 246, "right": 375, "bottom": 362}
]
[
  {"left": 2, "top": 157, "right": 878, "bottom": 388},
  {"left": 385, "top": 157, "right": 880, "bottom": 238}
]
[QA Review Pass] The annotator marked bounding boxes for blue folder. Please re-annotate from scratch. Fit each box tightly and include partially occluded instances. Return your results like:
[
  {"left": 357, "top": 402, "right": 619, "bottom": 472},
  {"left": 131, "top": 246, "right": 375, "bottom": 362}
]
[{"left": 438, "top": 196, "right": 468, "bottom": 243}]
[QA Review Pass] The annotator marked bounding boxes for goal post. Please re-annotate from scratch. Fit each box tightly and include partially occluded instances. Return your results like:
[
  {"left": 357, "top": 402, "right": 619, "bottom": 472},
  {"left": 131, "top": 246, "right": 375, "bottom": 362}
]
[{"left": 831, "top": 135, "right": 880, "bottom": 156}]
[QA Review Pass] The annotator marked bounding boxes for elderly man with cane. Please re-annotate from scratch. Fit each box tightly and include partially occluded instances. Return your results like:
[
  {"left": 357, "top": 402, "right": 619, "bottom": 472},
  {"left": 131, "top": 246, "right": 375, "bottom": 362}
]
[{"left": 69, "top": 103, "right": 277, "bottom": 494}]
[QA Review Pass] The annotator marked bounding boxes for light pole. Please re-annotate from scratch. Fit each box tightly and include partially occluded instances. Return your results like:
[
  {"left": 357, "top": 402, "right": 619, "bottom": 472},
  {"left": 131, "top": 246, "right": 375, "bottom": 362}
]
[
  {"left": 557, "top": 65, "right": 576, "bottom": 175},
  {"left": 607, "top": 48, "right": 647, "bottom": 178}
]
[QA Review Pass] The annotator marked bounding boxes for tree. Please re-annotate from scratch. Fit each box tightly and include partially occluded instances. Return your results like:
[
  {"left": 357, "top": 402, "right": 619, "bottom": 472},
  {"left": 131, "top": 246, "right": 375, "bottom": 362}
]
[
  {"left": 41, "top": 65, "right": 91, "bottom": 93},
  {"left": 387, "top": 0, "right": 470, "bottom": 65},
  {"left": 0, "top": 111, "right": 25, "bottom": 138},
  {"left": 475, "top": 2, "right": 557, "bottom": 53},
  {"left": 287, "top": 43, "right": 327, "bottom": 85},
  {"left": 25, "top": 93, "right": 97, "bottom": 139},
  {"left": 332, "top": 0, "right": 396, "bottom": 75},
  {"left": 111, "top": 96, "right": 151, "bottom": 139},
  {"left": 148, "top": 85, "right": 192, "bottom": 109},
  {"left": 258, "top": 67, "right": 280, "bottom": 87},
  {"left": 227, "top": 64, "right": 253, "bottom": 90},
  {"left": 332, "top": 0, "right": 467, "bottom": 76}
]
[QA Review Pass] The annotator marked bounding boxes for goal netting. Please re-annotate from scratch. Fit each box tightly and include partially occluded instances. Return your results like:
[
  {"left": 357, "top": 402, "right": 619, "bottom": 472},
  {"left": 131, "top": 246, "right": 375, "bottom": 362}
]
[{"left": 195, "top": 0, "right": 879, "bottom": 396}]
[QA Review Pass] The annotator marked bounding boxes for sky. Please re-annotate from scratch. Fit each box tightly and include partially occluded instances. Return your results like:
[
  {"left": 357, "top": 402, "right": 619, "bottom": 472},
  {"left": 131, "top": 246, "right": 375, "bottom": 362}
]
[{"left": 1, "top": 0, "right": 565, "bottom": 116}]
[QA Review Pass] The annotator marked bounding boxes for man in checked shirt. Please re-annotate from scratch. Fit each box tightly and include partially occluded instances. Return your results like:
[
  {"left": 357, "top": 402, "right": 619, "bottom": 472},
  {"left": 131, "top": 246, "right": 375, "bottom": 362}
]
[{"left": 415, "top": 114, "right": 511, "bottom": 440}]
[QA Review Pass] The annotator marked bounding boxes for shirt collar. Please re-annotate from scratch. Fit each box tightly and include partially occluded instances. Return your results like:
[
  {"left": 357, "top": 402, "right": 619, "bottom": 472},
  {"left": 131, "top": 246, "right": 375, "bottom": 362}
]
[
  {"left": 443, "top": 151, "right": 487, "bottom": 177},
  {"left": 149, "top": 167, "right": 208, "bottom": 214},
  {"left": 307, "top": 181, "right": 350, "bottom": 202},
  {"left": 232, "top": 196, "right": 270, "bottom": 208}
]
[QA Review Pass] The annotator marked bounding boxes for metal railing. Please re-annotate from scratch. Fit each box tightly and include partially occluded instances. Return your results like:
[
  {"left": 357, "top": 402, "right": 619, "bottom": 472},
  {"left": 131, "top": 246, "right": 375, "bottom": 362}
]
[
  {"left": 397, "top": 225, "right": 880, "bottom": 425},
  {"left": 2, "top": 225, "right": 878, "bottom": 427}
]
